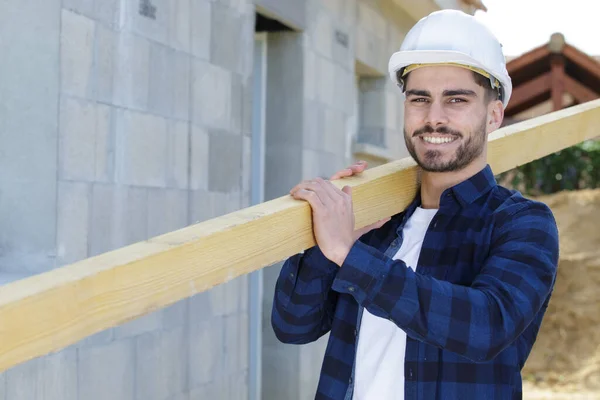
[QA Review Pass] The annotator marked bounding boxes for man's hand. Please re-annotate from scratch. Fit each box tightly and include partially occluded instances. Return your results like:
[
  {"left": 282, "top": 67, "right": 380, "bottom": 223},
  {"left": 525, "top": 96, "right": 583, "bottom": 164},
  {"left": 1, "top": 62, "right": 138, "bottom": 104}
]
[
  {"left": 290, "top": 178, "right": 356, "bottom": 266},
  {"left": 289, "top": 160, "right": 390, "bottom": 266}
]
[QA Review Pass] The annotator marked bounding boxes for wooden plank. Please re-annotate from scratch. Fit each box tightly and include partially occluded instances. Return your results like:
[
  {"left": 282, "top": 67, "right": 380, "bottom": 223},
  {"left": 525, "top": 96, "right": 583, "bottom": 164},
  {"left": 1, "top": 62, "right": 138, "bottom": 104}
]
[
  {"left": 1, "top": 99, "right": 600, "bottom": 373},
  {"left": 564, "top": 75, "right": 599, "bottom": 104},
  {"left": 505, "top": 72, "right": 552, "bottom": 115}
]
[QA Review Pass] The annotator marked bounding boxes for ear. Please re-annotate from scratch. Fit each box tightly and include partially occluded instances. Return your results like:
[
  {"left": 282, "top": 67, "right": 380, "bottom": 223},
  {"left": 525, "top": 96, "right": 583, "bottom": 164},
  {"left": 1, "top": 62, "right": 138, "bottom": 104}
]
[{"left": 487, "top": 99, "right": 504, "bottom": 134}]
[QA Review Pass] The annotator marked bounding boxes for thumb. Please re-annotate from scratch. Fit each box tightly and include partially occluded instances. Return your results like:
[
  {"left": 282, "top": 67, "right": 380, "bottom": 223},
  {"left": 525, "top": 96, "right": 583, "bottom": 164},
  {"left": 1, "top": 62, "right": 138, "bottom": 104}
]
[{"left": 342, "top": 185, "right": 352, "bottom": 196}]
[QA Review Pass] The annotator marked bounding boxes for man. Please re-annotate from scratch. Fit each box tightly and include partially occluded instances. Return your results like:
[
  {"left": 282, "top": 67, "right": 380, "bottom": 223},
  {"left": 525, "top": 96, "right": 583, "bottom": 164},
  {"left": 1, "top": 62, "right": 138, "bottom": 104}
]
[{"left": 271, "top": 9, "right": 559, "bottom": 400}]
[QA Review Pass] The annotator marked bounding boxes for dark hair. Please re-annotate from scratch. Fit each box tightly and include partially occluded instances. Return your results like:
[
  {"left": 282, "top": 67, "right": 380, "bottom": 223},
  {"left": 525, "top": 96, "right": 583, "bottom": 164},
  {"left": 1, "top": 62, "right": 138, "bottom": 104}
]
[{"left": 398, "top": 69, "right": 500, "bottom": 104}]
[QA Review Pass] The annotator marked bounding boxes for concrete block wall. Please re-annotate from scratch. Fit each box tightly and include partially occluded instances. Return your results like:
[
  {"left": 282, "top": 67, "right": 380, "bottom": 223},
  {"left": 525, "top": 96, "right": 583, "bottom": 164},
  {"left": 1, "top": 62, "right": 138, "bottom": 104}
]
[{"left": 0, "top": 0, "right": 254, "bottom": 399}]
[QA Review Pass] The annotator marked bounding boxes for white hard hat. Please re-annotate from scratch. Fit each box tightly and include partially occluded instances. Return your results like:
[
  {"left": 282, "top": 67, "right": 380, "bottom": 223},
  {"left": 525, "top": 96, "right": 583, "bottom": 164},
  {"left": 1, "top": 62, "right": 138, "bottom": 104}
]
[{"left": 388, "top": 9, "right": 512, "bottom": 108}]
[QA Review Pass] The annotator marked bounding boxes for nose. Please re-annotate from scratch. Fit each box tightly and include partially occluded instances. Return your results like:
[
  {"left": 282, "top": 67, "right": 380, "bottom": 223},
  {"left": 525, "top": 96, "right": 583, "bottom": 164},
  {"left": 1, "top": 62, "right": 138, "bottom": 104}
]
[{"left": 424, "top": 101, "right": 449, "bottom": 127}]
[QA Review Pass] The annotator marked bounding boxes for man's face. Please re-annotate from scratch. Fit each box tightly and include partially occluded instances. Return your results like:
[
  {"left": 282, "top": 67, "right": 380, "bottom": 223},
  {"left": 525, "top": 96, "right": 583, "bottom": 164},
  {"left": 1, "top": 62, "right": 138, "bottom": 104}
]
[{"left": 403, "top": 66, "right": 498, "bottom": 173}]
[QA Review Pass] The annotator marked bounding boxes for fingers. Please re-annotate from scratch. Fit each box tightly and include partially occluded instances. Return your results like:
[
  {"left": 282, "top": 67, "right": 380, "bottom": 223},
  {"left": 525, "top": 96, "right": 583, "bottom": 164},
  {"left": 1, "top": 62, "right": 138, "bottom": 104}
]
[
  {"left": 291, "top": 185, "right": 325, "bottom": 209},
  {"left": 330, "top": 161, "right": 368, "bottom": 180}
]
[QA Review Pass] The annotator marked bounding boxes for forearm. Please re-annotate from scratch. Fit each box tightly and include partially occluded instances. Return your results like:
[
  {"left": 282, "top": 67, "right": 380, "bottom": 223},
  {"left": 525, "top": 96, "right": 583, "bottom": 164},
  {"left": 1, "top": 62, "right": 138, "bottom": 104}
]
[{"left": 271, "top": 246, "right": 340, "bottom": 344}]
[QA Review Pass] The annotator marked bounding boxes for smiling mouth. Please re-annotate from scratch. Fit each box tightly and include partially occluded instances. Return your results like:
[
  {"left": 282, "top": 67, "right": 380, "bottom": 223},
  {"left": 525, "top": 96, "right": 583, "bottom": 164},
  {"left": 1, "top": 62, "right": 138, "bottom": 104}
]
[{"left": 420, "top": 136, "right": 458, "bottom": 144}]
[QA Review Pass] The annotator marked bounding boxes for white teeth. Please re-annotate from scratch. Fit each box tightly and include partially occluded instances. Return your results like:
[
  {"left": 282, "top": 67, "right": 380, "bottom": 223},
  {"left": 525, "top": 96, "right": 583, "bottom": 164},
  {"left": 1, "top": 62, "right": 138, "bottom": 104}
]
[{"left": 422, "top": 136, "right": 456, "bottom": 144}]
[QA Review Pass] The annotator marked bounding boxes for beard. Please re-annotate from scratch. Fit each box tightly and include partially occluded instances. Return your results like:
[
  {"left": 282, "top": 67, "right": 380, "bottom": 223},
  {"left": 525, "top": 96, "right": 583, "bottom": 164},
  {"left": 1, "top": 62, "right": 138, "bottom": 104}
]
[{"left": 404, "top": 118, "right": 487, "bottom": 173}]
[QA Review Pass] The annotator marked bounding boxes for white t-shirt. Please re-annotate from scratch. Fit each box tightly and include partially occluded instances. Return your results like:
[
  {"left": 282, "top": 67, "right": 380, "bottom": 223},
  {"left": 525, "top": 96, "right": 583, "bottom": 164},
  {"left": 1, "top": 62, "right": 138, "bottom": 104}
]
[{"left": 353, "top": 207, "right": 438, "bottom": 400}]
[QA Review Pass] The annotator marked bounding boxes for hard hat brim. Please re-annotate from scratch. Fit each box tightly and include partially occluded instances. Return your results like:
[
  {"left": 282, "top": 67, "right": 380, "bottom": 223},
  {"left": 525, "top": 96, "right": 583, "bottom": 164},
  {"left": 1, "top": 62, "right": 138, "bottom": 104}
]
[{"left": 388, "top": 49, "right": 511, "bottom": 108}]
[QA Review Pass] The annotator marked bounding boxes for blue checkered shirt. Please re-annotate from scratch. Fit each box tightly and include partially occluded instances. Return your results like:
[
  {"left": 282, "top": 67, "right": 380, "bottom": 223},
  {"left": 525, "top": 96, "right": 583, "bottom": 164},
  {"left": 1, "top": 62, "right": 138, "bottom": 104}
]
[{"left": 271, "top": 165, "right": 559, "bottom": 399}]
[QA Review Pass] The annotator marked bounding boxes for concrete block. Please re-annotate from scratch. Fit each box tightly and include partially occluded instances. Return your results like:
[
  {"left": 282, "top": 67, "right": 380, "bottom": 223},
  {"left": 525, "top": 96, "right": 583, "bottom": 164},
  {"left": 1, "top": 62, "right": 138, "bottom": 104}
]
[
  {"left": 166, "top": 120, "right": 190, "bottom": 189},
  {"left": 355, "top": 30, "right": 387, "bottom": 75},
  {"left": 62, "top": 0, "right": 121, "bottom": 28},
  {"left": 303, "top": 100, "right": 325, "bottom": 150},
  {"left": 94, "top": 103, "right": 115, "bottom": 182},
  {"left": 94, "top": 0, "right": 121, "bottom": 28},
  {"left": 136, "top": 327, "right": 188, "bottom": 400},
  {"left": 173, "top": 52, "right": 191, "bottom": 121},
  {"left": 357, "top": 2, "right": 386, "bottom": 39},
  {"left": 169, "top": 0, "right": 191, "bottom": 53},
  {"left": 317, "top": 57, "right": 336, "bottom": 108},
  {"left": 189, "top": 381, "right": 227, "bottom": 400},
  {"left": 125, "top": 0, "right": 169, "bottom": 45},
  {"left": 162, "top": 298, "right": 189, "bottom": 328},
  {"left": 229, "top": 372, "right": 249, "bottom": 400},
  {"left": 56, "top": 181, "right": 90, "bottom": 267},
  {"left": 209, "top": 278, "right": 240, "bottom": 317},
  {"left": 147, "top": 188, "right": 189, "bottom": 238},
  {"left": 148, "top": 42, "right": 175, "bottom": 117},
  {"left": 361, "top": 86, "right": 386, "bottom": 128},
  {"left": 211, "top": 3, "right": 243, "bottom": 70},
  {"left": 6, "top": 348, "right": 77, "bottom": 400},
  {"left": 334, "top": 65, "right": 354, "bottom": 114},
  {"left": 191, "top": 60, "right": 232, "bottom": 130},
  {"left": 188, "top": 291, "right": 213, "bottom": 323},
  {"left": 61, "top": 9, "right": 95, "bottom": 98},
  {"left": 191, "top": 0, "right": 211, "bottom": 60},
  {"left": 241, "top": 78, "right": 253, "bottom": 136},
  {"left": 224, "top": 313, "right": 249, "bottom": 373},
  {"left": 58, "top": 97, "right": 97, "bottom": 181},
  {"left": 0, "top": 180, "right": 58, "bottom": 274},
  {"left": 93, "top": 24, "right": 117, "bottom": 104},
  {"left": 264, "top": 144, "right": 302, "bottom": 201},
  {"left": 323, "top": 107, "right": 346, "bottom": 154},
  {"left": 89, "top": 184, "right": 148, "bottom": 255},
  {"left": 115, "top": 310, "right": 162, "bottom": 339},
  {"left": 189, "top": 190, "right": 242, "bottom": 224},
  {"left": 75, "top": 327, "right": 115, "bottom": 348},
  {"left": 115, "top": 109, "right": 168, "bottom": 187},
  {"left": 385, "top": 91, "right": 399, "bottom": 130},
  {"left": 62, "top": 0, "right": 94, "bottom": 18},
  {"left": 238, "top": 12, "right": 256, "bottom": 78},
  {"left": 358, "top": 127, "right": 386, "bottom": 147},
  {"left": 241, "top": 136, "right": 251, "bottom": 195},
  {"left": 311, "top": 12, "right": 333, "bottom": 60},
  {"left": 78, "top": 339, "right": 135, "bottom": 400},
  {"left": 303, "top": 49, "right": 318, "bottom": 102},
  {"left": 166, "top": 393, "right": 189, "bottom": 400},
  {"left": 302, "top": 149, "right": 321, "bottom": 180},
  {"left": 190, "top": 125, "right": 209, "bottom": 191},
  {"left": 231, "top": 73, "right": 243, "bottom": 134},
  {"left": 113, "top": 32, "right": 150, "bottom": 110},
  {"left": 208, "top": 131, "right": 243, "bottom": 193},
  {"left": 189, "top": 319, "right": 224, "bottom": 388}
]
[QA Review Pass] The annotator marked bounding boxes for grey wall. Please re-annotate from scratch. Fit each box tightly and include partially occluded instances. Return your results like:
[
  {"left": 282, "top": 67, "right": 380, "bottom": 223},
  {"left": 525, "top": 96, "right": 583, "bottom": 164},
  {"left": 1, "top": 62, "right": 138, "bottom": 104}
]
[{"left": 0, "top": 0, "right": 254, "bottom": 399}]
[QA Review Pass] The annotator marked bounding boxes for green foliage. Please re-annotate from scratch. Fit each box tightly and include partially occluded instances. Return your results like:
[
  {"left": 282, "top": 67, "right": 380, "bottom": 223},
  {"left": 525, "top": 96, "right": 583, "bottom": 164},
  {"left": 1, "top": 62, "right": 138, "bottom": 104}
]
[{"left": 496, "top": 139, "right": 600, "bottom": 195}]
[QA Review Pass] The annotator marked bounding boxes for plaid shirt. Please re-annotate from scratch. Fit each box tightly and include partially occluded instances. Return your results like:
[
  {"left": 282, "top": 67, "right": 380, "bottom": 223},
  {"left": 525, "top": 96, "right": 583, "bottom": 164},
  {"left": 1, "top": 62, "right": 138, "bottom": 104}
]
[{"left": 271, "top": 165, "right": 559, "bottom": 400}]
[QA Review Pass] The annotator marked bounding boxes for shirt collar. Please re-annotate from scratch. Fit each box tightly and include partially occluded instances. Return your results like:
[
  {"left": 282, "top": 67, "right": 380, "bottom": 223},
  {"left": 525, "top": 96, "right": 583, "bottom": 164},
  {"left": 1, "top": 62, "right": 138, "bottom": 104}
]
[
  {"left": 395, "top": 164, "right": 497, "bottom": 233},
  {"left": 444, "top": 164, "right": 497, "bottom": 208}
]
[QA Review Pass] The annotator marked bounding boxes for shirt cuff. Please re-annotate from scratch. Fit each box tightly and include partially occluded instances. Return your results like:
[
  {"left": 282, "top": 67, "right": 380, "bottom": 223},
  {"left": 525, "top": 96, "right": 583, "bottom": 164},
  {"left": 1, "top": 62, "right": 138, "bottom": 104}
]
[{"left": 331, "top": 241, "right": 403, "bottom": 304}]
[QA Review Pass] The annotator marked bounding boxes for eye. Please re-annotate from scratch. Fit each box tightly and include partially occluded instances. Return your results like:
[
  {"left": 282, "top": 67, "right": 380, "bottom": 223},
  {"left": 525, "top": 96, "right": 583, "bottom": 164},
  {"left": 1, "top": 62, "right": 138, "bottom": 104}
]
[
  {"left": 449, "top": 98, "right": 467, "bottom": 103},
  {"left": 411, "top": 98, "right": 429, "bottom": 103}
]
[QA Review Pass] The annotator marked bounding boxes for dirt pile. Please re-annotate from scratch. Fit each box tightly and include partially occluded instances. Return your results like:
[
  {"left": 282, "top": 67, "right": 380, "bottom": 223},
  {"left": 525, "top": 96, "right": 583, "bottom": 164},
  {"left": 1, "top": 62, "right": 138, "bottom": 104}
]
[{"left": 523, "top": 189, "right": 600, "bottom": 398}]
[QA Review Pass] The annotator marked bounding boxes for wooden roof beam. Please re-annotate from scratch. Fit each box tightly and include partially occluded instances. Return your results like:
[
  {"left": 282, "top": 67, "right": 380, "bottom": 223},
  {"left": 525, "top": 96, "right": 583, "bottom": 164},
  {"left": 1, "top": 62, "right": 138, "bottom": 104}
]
[
  {"left": 505, "top": 72, "right": 552, "bottom": 115},
  {"left": 564, "top": 75, "right": 600, "bottom": 104},
  {"left": 563, "top": 45, "right": 600, "bottom": 81}
]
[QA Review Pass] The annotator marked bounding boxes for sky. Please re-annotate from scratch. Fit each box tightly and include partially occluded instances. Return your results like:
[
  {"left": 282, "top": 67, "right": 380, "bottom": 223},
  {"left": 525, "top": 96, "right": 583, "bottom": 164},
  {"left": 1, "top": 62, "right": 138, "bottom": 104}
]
[{"left": 473, "top": 0, "right": 600, "bottom": 57}]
